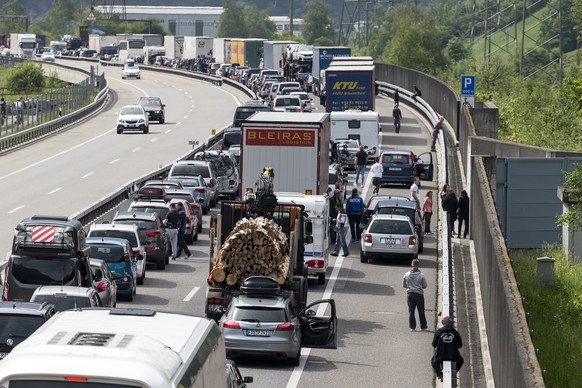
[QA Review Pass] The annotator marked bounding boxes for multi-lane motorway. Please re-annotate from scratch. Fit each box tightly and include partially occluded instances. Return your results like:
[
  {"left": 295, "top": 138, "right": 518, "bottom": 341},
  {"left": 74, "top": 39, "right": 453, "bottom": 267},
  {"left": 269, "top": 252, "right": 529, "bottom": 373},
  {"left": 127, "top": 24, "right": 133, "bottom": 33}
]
[{"left": 1, "top": 62, "right": 441, "bottom": 387}]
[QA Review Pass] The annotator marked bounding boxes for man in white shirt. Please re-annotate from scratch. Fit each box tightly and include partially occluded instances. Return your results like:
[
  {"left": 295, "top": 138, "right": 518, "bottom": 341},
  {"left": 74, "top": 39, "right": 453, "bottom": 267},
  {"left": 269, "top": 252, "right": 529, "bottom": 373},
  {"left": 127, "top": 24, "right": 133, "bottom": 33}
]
[
  {"left": 370, "top": 157, "right": 384, "bottom": 195},
  {"left": 410, "top": 176, "right": 420, "bottom": 207}
]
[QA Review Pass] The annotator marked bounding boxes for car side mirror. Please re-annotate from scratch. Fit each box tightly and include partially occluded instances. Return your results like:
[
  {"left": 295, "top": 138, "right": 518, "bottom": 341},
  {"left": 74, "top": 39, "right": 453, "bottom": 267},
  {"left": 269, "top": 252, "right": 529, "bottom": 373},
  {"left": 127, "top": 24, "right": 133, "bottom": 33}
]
[
  {"left": 137, "top": 254, "right": 144, "bottom": 260},
  {"left": 243, "top": 377, "right": 254, "bottom": 383},
  {"left": 112, "top": 272, "right": 122, "bottom": 280},
  {"left": 304, "top": 309, "right": 316, "bottom": 316}
]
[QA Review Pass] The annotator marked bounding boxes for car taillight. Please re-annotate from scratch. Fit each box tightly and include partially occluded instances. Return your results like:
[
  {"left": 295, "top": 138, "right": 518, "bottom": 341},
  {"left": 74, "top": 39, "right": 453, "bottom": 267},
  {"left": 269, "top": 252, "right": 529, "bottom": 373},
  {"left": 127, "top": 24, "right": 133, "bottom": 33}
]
[
  {"left": 335, "top": 181, "right": 340, "bottom": 190},
  {"left": 229, "top": 179, "right": 235, "bottom": 187},
  {"left": 132, "top": 249, "right": 140, "bottom": 258},
  {"left": 209, "top": 179, "right": 216, "bottom": 188},
  {"left": 146, "top": 230, "right": 161, "bottom": 238},
  {"left": 222, "top": 320, "right": 241, "bottom": 329},
  {"left": 367, "top": 147, "right": 376, "bottom": 155},
  {"left": 123, "top": 253, "right": 131, "bottom": 262},
  {"left": 2, "top": 267, "right": 8, "bottom": 301},
  {"left": 220, "top": 145, "right": 225, "bottom": 151},
  {"left": 276, "top": 322, "right": 295, "bottom": 331},
  {"left": 380, "top": 154, "right": 384, "bottom": 163},
  {"left": 409, "top": 236, "right": 417, "bottom": 246},
  {"left": 408, "top": 155, "right": 413, "bottom": 168},
  {"left": 306, "top": 260, "right": 323, "bottom": 268},
  {"left": 195, "top": 188, "right": 205, "bottom": 193},
  {"left": 364, "top": 234, "right": 372, "bottom": 243},
  {"left": 97, "top": 280, "right": 109, "bottom": 292}
]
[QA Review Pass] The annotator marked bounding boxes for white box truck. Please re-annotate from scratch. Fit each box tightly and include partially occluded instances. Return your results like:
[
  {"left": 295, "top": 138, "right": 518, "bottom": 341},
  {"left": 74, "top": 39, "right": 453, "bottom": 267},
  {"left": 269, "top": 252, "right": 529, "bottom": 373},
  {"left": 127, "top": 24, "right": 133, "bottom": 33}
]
[
  {"left": 262, "top": 40, "right": 296, "bottom": 71},
  {"left": 10, "top": 33, "right": 36, "bottom": 59},
  {"left": 183, "top": 36, "right": 213, "bottom": 59},
  {"left": 164, "top": 35, "right": 184, "bottom": 59},
  {"left": 212, "top": 38, "right": 231, "bottom": 63},
  {"left": 240, "top": 112, "right": 330, "bottom": 197},
  {"left": 330, "top": 110, "right": 381, "bottom": 161}
]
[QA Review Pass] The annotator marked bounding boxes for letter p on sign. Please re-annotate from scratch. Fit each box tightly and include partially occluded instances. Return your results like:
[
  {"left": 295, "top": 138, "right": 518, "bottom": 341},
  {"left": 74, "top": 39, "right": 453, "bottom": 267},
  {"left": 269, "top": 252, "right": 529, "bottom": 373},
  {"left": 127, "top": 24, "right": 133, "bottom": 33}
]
[{"left": 461, "top": 75, "right": 475, "bottom": 96}]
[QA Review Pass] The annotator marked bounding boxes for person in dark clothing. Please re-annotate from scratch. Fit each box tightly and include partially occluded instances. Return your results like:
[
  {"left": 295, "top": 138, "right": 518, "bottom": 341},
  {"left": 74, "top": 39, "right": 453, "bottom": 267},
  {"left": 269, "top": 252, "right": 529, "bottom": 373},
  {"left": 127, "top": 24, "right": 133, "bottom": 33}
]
[
  {"left": 403, "top": 259, "right": 428, "bottom": 331},
  {"left": 393, "top": 88, "right": 400, "bottom": 105},
  {"left": 412, "top": 85, "right": 422, "bottom": 102},
  {"left": 328, "top": 189, "right": 343, "bottom": 244},
  {"left": 164, "top": 203, "right": 180, "bottom": 259},
  {"left": 457, "top": 190, "right": 470, "bottom": 238},
  {"left": 431, "top": 316, "right": 464, "bottom": 381},
  {"left": 442, "top": 189, "right": 458, "bottom": 237},
  {"left": 393, "top": 103, "right": 402, "bottom": 133},
  {"left": 175, "top": 202, "right": 191, "bottom": 259},
  {"left": 355, "top": 145, "right": 368, "bottom": 187},
  {"left": 0, "top": 97, "right": 6, "bottom": 126},
  {"left": 431, "top": 116, "right": 444, "bottom": 152},
  {"left": 345, "top": 188, "right": 364, "bottom": 242}
]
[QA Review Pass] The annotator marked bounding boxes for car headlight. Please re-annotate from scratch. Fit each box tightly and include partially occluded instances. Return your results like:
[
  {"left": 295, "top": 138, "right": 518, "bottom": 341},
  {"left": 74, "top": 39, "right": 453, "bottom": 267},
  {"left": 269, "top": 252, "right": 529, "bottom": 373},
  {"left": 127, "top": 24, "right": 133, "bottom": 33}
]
[
  {"left": 118, "top": 119, "right": 125, "bottom": 123},
  {"left": 138, "top": 118, "right": 145, "bottom": 123}
]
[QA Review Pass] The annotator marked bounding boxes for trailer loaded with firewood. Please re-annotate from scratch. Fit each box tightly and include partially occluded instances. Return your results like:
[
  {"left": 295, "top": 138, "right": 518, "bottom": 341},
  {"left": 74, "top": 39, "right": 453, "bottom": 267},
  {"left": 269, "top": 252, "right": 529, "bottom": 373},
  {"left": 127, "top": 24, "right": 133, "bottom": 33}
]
[{"left": 205, "top": 194, "right": 313, "bottom": 321}]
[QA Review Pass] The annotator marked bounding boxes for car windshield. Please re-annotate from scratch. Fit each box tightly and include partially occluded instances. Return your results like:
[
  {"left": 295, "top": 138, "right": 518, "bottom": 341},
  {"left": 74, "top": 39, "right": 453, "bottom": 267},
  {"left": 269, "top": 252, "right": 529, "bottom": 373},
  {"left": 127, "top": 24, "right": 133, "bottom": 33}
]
[
  {"left": 275, "top": 98, "right": 300, "bottom": 107},
  {"left": 171, "top": 165, "right": 210, "bottom": 178},
  {"left": 377, "top": 207, "right": 415, "bottom": 221},
  {"left": 114, "top": 219, "right": 157, "bottom": 231},
  {"left": 128, "top": 206, "right": 169, "bottom": 219},
  {"left": 0, "top": 315, "right": 44, "bottom": 337},
  {"left": 293, "top": 93, "right": 309, "bottom": 101},
  {"left": 88, "top": 231, "right": 138, "bottom": 247},
  {"left": 231, "top": 306, "right": 286, "bottom": 322},
  {"left": 169, "top": 177, "right": 202, "bottom": 187},
  {"left": 382, "top": 153, "right": 409, "bottom": 164},
  {"left": 125, "top": 62, "right": 137, "bottom": 68},
  {"left": 31, "top": 295, "right": 92, "bottom": 311},
  {"left": 11, "top": 256, "right": 77, "bottom": 285},
  {"left": 87, "top": 245, "right": 126, "bottom": 263},
  {"left": 369, "top": 219, "right": 413, "bottom": 235},
  {"left": 139, "top": 99, "right": 161, "bottom": 107},
  {"left": 166, "top": 194, "right": 193, "bottom": 203},
  {"left": 120, "top": 107, "right": 143, "bottom": 115}
]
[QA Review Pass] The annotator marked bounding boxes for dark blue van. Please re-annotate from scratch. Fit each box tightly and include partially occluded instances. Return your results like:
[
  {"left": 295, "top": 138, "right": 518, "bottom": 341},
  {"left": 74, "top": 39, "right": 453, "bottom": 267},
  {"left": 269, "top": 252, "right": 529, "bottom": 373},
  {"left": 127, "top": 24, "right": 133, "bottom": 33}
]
[{"left": 86, "top": 237, "right": 137, "bottom": 301}]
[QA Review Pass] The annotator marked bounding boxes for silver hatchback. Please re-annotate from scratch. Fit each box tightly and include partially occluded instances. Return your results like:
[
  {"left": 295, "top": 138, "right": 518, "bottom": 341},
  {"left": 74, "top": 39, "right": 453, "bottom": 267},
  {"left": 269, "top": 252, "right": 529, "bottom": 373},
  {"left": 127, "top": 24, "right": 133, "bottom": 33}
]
[{"left": 360, "top": 214, "right": 419, "bottom": 263}]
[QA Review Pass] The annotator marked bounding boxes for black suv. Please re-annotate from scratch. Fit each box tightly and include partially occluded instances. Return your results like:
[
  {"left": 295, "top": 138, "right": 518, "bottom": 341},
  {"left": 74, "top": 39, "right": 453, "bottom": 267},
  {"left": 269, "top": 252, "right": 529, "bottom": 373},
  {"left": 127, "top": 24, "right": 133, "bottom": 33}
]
[
  {"left": 138, "top": 96, "right": 165, "bottom": 124},
  {"left": 0, "top": 302, "right": 56, "bottom": 360},
  {"left": 112, "top": 211, "right": 171, "bottom": 270},
  {"left": 4, "top": 215, "right": 92, "bottom": 302},
  {"left": 232, "top": 100, "right": 270, "bottom": 127}
]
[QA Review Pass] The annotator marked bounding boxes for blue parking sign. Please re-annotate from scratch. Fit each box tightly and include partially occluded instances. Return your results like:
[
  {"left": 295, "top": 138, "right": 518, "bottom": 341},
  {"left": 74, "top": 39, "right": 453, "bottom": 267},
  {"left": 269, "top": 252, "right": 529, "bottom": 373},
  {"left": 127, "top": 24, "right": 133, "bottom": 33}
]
[{"left": 461, "top": 75, "right": 475, "bottom": 95}]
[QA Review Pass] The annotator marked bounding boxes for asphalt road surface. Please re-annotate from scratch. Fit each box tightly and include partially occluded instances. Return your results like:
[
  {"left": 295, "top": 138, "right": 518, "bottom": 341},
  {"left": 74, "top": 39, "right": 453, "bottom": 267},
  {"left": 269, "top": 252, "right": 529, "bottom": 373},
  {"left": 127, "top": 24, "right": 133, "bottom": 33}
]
[{"left": 1, "top": 63, "right": 442, "bottom": 387}]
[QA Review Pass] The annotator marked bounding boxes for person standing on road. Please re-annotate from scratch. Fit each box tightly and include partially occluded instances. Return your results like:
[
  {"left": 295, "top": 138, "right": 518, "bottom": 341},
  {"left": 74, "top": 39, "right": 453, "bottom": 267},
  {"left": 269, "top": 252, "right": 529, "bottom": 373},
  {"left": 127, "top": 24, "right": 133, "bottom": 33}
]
[
  {"left": 164, "top": 203, "right": 180, "bottom": 260},
  {"left": 175, "top": 202, "right": 191, "bottom": 259},
  {"left": 370, "top": 157, "right": 384, "bottom": 195},
  {"left": 328, "top": 189, "right": 343, "bottom": 245},
  {"left": 431, "top": 116, "right": 444, "bottom": 152},
  {"left": 346, "top": 188, "right": 365, "bottom": 243},
  {"left": 442, "top": 189, "right": 458, "bottom": 237},
  {"left": 330, "top": 204, "right": 350, "bottom": 257},
  {"left": 403, "top": 259, "right": 428, "bottom": 331},
  {"left": 393, "top": 103, "right": 403, "bottom": 133},
  {"left": 15, "top": 97, "right": 24, "bottom": 124},
  {"left": 422, "top": 191, "right": 433, "bottom": 235},
  {"left": 394, "top": 88, "right": 400, "bottom": 105},
  {"left": 355, "top": 145, "right": 368, "bottom": 187},
  {"left": 457, "top": 190, "right": 470, "bottom": 238},
  {"left": 431, "top": 316, "right": 464, "bottom": 381},
  {"left": 410, "top": 176, "right": 421, "bottom": 208},
  {"left": 0, "top": 97, "right": 6, "bottom": 126}
]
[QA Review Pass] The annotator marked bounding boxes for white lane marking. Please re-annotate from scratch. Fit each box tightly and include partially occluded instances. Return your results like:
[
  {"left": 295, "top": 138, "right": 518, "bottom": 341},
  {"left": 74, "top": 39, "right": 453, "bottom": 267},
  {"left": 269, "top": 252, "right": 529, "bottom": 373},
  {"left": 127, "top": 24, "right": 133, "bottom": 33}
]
[
  {"left": 165, "top": 129, "right": 172, "bottom": 134},
  {"left": 81, "top": 172, "right": 94, "bottom": 179},
  {"left": 189, "top": 95, "right": 194, "bottom": 99},
  {"left": 110, "top": 159, "right": 120, "bottom": 164},
  {"left": 8, "top": 205, "right": 24, "bottom": 214},
  {"left": 150, "top": 137, "right": 158, "bottom": 142},
  {"left": 118, "top": 80, "right": 149, "bottom": 97},
  {"left": 48, "top": 187, "right": 62, "bottom": 195},
  {"left": 178, "top": 89, "right": 183, "bottom": 91},
  {"left": 286, "top": 256, "right": 345, "bottom": 388},
  {"left": 0, "top": 128, "right": 115, "bottom": 181},
  {"left": 176, "top": 122, "right": 182, "bottom": 126},
  {"left": 183, "top": 286, "right": 200, "bottom": 302},
  {"left": 133, "top": 147, "right": 141, "bottom": 152},
  {"left": 184, "top": 115, "right": 189, "bottom": 119},
  {"left": 189, "top": 109, "right": 193, "bottom": 113}
]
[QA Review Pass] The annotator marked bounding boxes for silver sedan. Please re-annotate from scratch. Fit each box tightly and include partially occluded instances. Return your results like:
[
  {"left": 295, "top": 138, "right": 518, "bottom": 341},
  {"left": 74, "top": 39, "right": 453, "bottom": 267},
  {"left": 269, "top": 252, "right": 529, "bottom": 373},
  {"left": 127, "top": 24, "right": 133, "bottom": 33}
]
[
  {"left": 360, "top": 214, "right": 419, "bottom": 263},
  {"left": 89, "top": 258, "right": 120, "bottom": 307}
]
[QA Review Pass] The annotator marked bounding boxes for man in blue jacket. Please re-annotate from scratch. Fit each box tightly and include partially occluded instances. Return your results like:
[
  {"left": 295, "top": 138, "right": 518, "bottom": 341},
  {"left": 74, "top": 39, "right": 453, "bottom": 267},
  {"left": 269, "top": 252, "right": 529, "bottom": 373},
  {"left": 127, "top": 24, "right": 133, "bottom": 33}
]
[{"left": 345, "top": 188, "right": 364, "bottom": 242}]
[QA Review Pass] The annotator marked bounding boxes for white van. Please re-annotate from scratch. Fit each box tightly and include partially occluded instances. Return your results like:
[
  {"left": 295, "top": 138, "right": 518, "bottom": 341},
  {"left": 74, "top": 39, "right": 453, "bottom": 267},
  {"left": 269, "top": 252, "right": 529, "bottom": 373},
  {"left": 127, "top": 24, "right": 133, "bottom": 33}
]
[
  {"left": 0, "top": 308, "right": 228, "bottom": 387},
  {"left": 330, "top": 110, "right": 381, "bottom": 161},
  {"left": 275, "top": 192, "right": 329, "bottom": 285}
]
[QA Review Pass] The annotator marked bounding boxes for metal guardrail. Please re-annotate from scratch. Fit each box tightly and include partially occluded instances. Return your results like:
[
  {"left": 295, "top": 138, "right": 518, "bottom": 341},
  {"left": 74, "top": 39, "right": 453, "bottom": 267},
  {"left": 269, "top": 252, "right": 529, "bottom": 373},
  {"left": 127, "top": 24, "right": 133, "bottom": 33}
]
[{"left": 0, "top": 58, "right": 109, "bottom": 154}]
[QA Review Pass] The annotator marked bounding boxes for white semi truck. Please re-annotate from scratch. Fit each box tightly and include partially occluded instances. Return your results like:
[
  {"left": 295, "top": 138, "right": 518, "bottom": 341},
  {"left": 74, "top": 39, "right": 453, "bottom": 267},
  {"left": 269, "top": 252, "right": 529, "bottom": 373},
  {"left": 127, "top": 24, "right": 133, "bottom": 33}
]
[{"left": 10, "top": 33, "right": 36, "bottom": 59}]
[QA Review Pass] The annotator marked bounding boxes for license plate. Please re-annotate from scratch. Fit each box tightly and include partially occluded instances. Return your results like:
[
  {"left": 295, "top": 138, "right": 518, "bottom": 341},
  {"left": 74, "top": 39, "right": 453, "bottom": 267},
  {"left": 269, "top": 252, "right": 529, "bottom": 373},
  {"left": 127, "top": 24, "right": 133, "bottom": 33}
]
[
  {"left": 243, "top": 329, "right": 273, "bottom": 337},
  {"left": 389, "top": 167, "right": 402, "bottom": 171},
  {"left": 381, "top": 238, "right": 400, "bottom": 245}
]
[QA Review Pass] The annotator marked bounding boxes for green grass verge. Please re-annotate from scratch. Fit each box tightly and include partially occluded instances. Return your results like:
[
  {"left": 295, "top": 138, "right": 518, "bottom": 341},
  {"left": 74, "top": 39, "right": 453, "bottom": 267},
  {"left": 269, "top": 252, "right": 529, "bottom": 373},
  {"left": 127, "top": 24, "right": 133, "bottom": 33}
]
[{"left": 511, "top": 247, "right": 582, "bottom": 387}]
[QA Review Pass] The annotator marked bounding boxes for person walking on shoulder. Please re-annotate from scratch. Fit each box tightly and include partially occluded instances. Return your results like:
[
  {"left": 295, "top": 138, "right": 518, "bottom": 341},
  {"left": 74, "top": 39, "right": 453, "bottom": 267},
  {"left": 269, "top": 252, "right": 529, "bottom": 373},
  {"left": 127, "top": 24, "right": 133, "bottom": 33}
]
[
  {"left": 393, "top": 103, "right": 403, "bottom": 133},
  {"left": 431, "top": 316, "right": 464, "bottom": 381},
  {"left": 422, "top": 191, "right": 433, "bottom": 235},
  {"left": 442, "top": 189, "right": 458, "bottom": 237},
  {"left": 370, "top": 157, "right": 384, "bottom": 195},
  {"left": 355, "top": 145, "right": 368, "bottom": 187},
  {"left": 330, "top": 204, "right": 350, "bottom": 257},
  {"left": 164, "top": 203, "right": 180, "bottom": 259},
  {"left": 457, "top": 190, "right": 470, "bottom": 238},
  {"left": 393, "top": 88, "right": 400, "bottom": 105},
  {"left": 410, "top": 176, "right": 421, "bottom": 208},
  {"left": 175, "top": 202, "right": 192, "bottom": 259},
  {"left": 403, "top": 259, "right": 428, "bottom": 331},
  {"left": 328, "top": 189, "right": 343, "bottom": 245},
  {"left": 431, "top": 116, "right": 444, "bottom": 152},
  {"left": 0, "top": 97, "right": 6, "bottom": 126},
  {"left": 346, "top": 188, "right": 365, "bottom": 242}
]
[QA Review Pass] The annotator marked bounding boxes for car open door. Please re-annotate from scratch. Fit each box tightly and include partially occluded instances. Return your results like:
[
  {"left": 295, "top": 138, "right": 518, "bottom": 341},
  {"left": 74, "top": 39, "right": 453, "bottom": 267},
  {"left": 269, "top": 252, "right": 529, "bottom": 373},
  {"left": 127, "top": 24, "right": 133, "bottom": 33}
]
[
  {"left": 299, "top": 299, "right": 337, "bottom": 349},
  {"left": 418, "top": 152, "right": 434, "bottom": 181}
]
